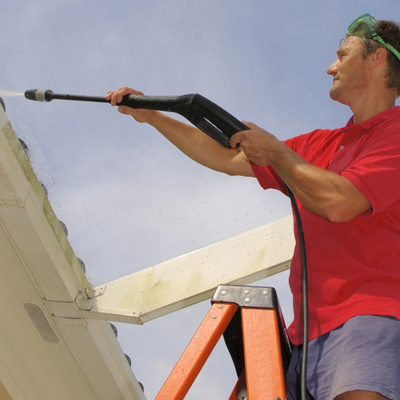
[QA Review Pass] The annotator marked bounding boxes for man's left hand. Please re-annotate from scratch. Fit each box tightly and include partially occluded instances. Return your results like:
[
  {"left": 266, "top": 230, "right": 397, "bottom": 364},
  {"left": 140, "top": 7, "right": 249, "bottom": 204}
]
[{"left": 230, "top": 122, "right": 282, "bottom": 166}]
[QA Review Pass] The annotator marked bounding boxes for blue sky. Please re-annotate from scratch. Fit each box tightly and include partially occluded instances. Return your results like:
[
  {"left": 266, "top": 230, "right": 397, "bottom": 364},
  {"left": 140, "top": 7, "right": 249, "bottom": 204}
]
[{"left": 1, "top": 1, "right": 399, "bottom": 398}]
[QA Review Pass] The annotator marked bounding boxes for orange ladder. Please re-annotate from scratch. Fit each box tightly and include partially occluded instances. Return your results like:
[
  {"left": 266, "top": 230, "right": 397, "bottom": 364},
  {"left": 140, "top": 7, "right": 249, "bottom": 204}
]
[{"left": 155, "top": 285, "right": 292, "bottom": 400}]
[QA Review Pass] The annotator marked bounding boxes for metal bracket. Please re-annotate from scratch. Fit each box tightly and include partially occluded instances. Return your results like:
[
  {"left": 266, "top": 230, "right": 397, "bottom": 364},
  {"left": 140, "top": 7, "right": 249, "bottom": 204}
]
[
  {"left": 212, "top": 285, "right": 278, "bottom": 310},
  {"left": 75, "top": 291, "right": 93, "bottom": 311},
  {"left": 85, "top": 284, "right": 106, "bottom": 299}
]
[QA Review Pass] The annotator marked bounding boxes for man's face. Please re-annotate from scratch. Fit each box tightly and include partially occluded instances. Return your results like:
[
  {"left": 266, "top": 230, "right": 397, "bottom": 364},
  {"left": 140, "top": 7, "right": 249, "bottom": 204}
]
[{"left": 327, "top": 36, "right": 370, "bottom": 105}]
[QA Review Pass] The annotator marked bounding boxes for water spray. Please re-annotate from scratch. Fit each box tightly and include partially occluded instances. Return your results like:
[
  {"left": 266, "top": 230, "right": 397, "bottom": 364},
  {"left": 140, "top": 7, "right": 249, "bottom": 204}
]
[{"left": 24, "top": 89, "right": 248, "bottom": 148}]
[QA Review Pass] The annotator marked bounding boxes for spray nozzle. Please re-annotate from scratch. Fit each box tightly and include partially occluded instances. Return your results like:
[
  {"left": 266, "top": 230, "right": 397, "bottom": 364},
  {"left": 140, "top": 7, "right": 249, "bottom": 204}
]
[{"left": 25, "top": 89, "right": 54, "bottom": 102}]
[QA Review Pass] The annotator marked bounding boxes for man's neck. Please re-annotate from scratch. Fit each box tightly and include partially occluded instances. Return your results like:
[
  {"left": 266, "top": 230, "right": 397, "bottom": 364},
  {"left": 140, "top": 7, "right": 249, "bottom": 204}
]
[{"left": 350, "top": 89, "right": 396, "bottom": 125}]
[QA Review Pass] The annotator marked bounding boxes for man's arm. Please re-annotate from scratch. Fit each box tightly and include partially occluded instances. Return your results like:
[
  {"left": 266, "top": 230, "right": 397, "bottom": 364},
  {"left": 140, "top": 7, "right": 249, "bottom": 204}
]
[
  {"left": 106, "top": 87, "right": 254, "bottom": 177},
  {"left": 107, "top": 88, "right": 371, "bottom": 222},
  {"left": 231, "top": 123, "right": 372, "bottom": 223}
]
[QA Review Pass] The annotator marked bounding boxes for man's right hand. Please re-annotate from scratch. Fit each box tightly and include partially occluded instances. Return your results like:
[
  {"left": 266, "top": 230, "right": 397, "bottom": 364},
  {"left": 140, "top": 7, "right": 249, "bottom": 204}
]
[{"left": 105, "top": 87, "right": 159, "bottom": 124}]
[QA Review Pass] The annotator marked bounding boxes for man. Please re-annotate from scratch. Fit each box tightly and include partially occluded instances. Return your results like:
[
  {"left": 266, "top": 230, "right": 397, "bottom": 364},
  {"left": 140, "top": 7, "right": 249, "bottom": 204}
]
[{"left": 107, "top": 14, "right": 400, "bottom": 400}]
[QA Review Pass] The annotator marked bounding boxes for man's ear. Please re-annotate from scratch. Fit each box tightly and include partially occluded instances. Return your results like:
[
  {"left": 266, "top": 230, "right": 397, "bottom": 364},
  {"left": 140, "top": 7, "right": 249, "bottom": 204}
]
[{"left": 370, "top": 47, "right": 388, "bottom": 67}]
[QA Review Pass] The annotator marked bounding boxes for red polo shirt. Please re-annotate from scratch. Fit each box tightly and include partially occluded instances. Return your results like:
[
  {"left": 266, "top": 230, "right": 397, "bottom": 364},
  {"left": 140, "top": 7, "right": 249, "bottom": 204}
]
[{"left": 251, "top": 106, "right": 400, "bottom": 345}]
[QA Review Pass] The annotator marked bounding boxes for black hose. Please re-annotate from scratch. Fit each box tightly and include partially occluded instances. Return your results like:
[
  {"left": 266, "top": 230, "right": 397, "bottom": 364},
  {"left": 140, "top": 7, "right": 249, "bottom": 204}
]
[{"left": 286, "top": 185, "right": 309, "bottom": 400}]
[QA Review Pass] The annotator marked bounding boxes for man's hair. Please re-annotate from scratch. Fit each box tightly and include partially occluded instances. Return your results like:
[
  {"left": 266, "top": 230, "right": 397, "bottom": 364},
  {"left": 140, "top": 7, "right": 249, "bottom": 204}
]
[{"left": 359, "top": 20, "right": 400, "bottom": 98}]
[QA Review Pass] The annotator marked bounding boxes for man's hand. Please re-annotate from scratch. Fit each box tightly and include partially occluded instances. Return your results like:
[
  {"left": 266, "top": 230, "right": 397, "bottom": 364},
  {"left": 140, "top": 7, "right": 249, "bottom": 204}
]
[
  {"left": 105, "top": 87, "right": 159, "bottom": 124},
  {"left": 230, "top": 122, "right": 284, "bottom": 166}
]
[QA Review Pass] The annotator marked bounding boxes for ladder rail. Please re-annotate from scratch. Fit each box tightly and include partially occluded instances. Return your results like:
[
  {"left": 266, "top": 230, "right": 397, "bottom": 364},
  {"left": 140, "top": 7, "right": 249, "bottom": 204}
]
[
  {"left": 242, "top": 308, "right": 286, "bottom": 399},
  {"left": 155, "top": 302, "right": 238, "bottom": 400}
]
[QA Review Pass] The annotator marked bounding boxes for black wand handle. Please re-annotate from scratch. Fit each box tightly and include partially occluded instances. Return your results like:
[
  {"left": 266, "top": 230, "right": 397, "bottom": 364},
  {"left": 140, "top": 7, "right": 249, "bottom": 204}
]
[{"left": 119, "top": 93, "right": 248, "bottom": 148}]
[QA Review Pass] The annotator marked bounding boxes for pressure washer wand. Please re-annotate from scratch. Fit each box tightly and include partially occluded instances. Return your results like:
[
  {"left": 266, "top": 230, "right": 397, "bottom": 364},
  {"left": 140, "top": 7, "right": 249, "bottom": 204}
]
[{"left": 24, "top": 89, "right": 248, "bottom": 148}]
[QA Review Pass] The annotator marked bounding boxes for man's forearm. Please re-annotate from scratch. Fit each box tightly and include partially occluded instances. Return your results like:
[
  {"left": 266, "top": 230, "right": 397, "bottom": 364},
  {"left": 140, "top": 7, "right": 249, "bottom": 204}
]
[
  {"left": 107, "top": 87, "right": 254, "bottom": 177},
  {"left": 149, "top": 111, "right": 254, "bottom": 176},
  {"left": 270, "top": 143, "right": 371, "bottom": 222}
]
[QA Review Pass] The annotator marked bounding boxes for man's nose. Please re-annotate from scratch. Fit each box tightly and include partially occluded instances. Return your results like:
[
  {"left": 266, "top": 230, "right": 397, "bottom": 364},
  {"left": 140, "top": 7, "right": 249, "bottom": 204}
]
[{"left": 327, "top": 61, "right": 338, "bottom": 76}]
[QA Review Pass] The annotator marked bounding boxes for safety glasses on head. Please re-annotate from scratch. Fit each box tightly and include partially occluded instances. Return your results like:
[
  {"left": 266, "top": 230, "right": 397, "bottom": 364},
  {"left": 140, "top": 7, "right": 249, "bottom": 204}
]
[{"left": 348, "top": 13, "right": 400, "bottom": 62}]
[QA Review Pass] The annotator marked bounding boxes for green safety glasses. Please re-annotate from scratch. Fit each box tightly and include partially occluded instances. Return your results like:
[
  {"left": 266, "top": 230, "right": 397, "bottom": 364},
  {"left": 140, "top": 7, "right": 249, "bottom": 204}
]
[{"left": 348, "top": 13, "right": 400, "bottom": 62}]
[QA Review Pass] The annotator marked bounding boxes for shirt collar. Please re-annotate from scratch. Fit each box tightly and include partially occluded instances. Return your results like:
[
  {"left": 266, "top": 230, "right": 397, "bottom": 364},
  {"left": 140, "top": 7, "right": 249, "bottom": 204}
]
[
  {"left": 345, "top": 106, "right": 400, "bottom": 131},
  {"left": 340, "top": 106, "right": 400, "bottom": 145}
]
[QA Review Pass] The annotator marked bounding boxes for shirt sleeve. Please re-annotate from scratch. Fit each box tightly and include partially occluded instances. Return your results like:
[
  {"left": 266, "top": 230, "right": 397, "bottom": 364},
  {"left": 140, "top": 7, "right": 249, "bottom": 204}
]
[
  {"left": 250, "top": 162, "right": 288, "bottom": 193},
  {"left": 341, "top": 120, "right": 400, "bottom": 214},
  {"left": 250, "top": 128, "right": 336, "bottom": 194}
]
